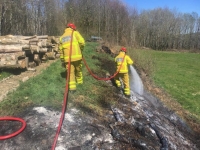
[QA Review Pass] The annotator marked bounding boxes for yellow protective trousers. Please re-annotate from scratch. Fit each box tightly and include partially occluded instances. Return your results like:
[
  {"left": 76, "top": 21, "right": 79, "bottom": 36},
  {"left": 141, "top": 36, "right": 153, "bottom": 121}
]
[
  {"left": 65, "top": 60, "right": 83, "bottom": 91},
  {"left": 114, "top": 72, "right": 130, "bottom": 96}
]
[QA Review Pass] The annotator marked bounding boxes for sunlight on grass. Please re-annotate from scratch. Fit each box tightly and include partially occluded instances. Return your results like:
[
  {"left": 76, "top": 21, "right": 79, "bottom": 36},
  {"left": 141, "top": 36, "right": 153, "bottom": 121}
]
[
  {"left": 129, "top": 48, "right": 155, "bottom": 76},
  {"left": 0, "top": 71, "right": 12, "bottom": 81},
  {"left": 0, "top": 42, "right": 118, "bottom": 116},
  {"left": 133, "top": 49, "right": 200, "bottom": 118}
]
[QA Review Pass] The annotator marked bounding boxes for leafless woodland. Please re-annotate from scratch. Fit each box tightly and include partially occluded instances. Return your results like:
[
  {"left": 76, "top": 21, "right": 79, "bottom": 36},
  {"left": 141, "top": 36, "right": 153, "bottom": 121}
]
[{"left": 0, "top": 0, "right": 200, "bottom": 50}]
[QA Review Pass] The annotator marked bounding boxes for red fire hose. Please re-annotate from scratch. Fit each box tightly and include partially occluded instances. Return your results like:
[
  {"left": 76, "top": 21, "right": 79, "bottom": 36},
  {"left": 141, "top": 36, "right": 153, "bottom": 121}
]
[
  {"left": 82, "top": 54, "right": 125, "bottom": 81},
  {"left": 51, "top": 33, "right": 125, "bottom": 149},
  {"left": 0, "top": 117, "right": 26, "bottom": 140},
  {"left": 51, "top": 30, "right": 74, "bottom": 150},
  {"left": 0, "top": 32, "right": 124, "bottom": 147}
]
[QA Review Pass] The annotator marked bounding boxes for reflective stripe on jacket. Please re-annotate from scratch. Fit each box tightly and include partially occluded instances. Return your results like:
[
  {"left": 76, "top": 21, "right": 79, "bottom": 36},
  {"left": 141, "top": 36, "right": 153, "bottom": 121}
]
[
  {"left": 59, "top": 28, "right": 85, "bottom": 62},
  {"left": 115, "top": 52, "right": 133, "bottom": 73}
]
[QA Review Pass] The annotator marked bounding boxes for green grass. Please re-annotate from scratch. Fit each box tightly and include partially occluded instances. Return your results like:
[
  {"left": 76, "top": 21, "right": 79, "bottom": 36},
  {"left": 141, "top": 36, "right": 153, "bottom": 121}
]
[
  {"left": 0, "top": 42, "right": 118, "bottom": 116},
  {"left": 131, "top": 49, "right": 200, "bottom": 118},
  {"left": 1, "top": 42, "right": 199, "bottom": 121},
  {"left": 0, "top": 70, "right": 12, "bottom": 80},
  {"left": 128, "top": 48, "right": 155, "bottom": 76}
]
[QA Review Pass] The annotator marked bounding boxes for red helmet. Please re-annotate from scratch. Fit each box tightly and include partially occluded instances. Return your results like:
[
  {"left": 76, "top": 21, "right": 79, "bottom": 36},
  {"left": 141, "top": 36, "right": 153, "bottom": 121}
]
[
  {"left": 121, "top": 47, "right": 127, "bottom": 52},
  {"left": 67, "top": 23, "right": 76, "bottom": 30}
]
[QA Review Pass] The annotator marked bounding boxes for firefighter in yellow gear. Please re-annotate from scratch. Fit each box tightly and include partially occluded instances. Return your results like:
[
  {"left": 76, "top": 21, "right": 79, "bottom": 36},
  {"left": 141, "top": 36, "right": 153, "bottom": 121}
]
[
  {"left": 59, "top": 23, "right": 85, "bottom": 92},
  {"left": 114, "top": 47, "right": 133, "bottom": 97}
]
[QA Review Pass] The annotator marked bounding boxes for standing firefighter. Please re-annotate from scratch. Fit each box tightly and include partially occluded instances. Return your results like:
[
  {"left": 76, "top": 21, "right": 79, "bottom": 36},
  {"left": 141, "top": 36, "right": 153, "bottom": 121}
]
[
  {"left": 114, "top": 47, "right": 133, "bottom": 98},
  {"left": 59, "top": 23, "right": 85, "bottom": 92}
]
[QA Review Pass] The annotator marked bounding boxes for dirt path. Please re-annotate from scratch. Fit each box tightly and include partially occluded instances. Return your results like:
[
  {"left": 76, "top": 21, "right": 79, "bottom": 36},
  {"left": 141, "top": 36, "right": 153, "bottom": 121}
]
[{"left": 0, "top": 60, "right": 57, "bottom": 102}]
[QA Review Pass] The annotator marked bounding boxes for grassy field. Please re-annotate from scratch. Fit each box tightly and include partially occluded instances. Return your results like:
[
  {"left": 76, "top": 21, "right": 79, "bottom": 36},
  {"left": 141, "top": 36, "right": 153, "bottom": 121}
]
[
  {"left": 1, "top": 43, "right": 200, "bottom": 122},
  {"left": 0, "top": 42, "right": 118, "bottom": 116},
  {"left": 130, "top": 49, "right": 200, "bottom": 119}
]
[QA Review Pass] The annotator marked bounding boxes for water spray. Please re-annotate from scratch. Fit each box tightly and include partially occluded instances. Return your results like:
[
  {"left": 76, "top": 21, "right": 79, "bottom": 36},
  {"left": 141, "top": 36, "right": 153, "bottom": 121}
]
[{"left": 129, "top": 65, "right": 144, "bottom": 95}]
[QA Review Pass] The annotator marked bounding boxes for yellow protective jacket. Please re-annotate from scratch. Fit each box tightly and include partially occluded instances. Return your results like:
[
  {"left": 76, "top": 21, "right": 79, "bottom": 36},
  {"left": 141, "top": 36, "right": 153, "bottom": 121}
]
[
  {"left": 59, "top": 28, "right": 85, "bottom": 62},
  {"left": 115, "top": 51, "right": 133, "bottom": 73}
]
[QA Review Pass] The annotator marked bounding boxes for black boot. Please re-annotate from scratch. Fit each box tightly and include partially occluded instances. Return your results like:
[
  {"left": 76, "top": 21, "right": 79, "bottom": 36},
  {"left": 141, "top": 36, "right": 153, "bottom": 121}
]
[
  {"left": 69, "top": 90, "right": 76, "bottom": 94},
  {"left": 117, "top": 87, "right": 122, "bottom": 91},
  {"left": 125, "top": 94, "right": 130, "bottom": 98}
]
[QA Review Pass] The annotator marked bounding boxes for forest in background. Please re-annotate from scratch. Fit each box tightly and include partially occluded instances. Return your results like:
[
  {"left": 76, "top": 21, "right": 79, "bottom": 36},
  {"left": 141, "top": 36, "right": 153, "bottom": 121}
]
[{"left": 0, "top": 0, "right": 200, "bottom": 50}]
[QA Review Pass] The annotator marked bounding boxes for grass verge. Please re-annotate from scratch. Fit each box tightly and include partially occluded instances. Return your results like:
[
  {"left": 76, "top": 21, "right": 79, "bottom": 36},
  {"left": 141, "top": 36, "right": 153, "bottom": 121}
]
[
  {"left": 130, "top": 49, "right": 200, "bottom": 121},
  {"left": 0, "top": 69, "right": 21, "bottom": 81}
]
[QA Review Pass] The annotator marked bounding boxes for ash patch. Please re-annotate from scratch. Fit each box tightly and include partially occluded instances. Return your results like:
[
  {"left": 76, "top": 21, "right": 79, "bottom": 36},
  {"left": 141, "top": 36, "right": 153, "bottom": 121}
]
[
  {"left": 0, "top": 93, "right": 199, "bottom": 150},
  {"left": 0, "top": 106, "right": 114, "bottom": 150},
  {"left": 0, "top": 92, "right": 199, "bottom": 150}
]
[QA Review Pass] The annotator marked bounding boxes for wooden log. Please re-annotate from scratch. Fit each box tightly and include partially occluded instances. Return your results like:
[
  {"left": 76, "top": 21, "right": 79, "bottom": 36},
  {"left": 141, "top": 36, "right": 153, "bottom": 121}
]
[
  {"left": 38, "top": 40, "right": 47, "bottom": 47},
  {"left": 46, "top": 51, "right": 56, "bottom": 59},
  {"left": 15, "top": 52, "right": 25, "bottom": 57},
  {"left": 39, "top": 48, "right": 48, "bottom": 52},
  {"left": 0, "top": 39, "right": 29, "bottom": 45},
  {"left": 1, "top": 52, "right": 24, "bottom": 58},
  {"left": 30, "top": 45, "right": 39, "bottom": 52},
  {"left": 37, "top": 35, "right": 48, "bottom": 39},
  {"left": 22, "top": 45, "right": 30, "bottom": 50},
  {"left": 23, "top": 35, "right": 37, "bottom": 40},
  {"left": 29, "top": 39, "right": 39, "bottom": 42},
  {"left": 18, "top": 58, "right": 27, "bottom": 68},
  {"left": 0, "top": 59, "right": 17, "bottom": 66},
  {"left": 0, "top": 45, "right": 24, "bottom": 52},
  {"left": 0, "top": 52, "right": 25, "bottom": 68}
]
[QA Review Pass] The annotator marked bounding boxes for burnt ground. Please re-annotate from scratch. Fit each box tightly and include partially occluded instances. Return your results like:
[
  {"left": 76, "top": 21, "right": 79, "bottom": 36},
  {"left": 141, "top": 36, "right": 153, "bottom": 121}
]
[{"left": 0, "top": 51, "right": 200, "bottom": 150}]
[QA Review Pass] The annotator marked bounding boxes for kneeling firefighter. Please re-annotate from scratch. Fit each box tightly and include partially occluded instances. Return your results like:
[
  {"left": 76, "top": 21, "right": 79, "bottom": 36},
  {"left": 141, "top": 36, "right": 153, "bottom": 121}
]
[
  {"left": 114, "top": 47, "right": 134, "bottom": 98},
  {"left": 59, "top": 23, "right": 85, "bottom": 92}
]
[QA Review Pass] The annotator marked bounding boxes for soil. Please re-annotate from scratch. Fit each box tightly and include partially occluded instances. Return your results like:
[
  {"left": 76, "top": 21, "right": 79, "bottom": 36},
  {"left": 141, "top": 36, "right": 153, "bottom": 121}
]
[
  {"left": 0, "top": 52, "right": 200, "bottom": 150},
  {"left": 0, "top": 60, "right": 57, "bottom": 102}
]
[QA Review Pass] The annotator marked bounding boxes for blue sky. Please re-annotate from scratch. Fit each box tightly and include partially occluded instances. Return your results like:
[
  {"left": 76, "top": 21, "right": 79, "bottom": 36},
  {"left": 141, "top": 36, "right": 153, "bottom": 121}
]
[{"left": 122, "top": 0, "right": 200, "bottom": 15}]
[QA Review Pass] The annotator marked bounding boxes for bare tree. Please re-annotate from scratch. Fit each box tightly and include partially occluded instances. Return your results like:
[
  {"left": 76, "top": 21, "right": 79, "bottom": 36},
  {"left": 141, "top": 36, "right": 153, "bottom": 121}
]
[{"left": 0, "top": 0, "right": 199, "bottom": 50}]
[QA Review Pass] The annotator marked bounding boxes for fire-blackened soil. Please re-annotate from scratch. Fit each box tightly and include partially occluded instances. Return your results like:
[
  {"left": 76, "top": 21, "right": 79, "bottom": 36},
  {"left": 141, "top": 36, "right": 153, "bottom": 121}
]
[
  {"left": 0, "top": 90, "right": 199, "bottom": 150},
  {"left": 0, "top": 49, "right": 200, "bottom": 150}
]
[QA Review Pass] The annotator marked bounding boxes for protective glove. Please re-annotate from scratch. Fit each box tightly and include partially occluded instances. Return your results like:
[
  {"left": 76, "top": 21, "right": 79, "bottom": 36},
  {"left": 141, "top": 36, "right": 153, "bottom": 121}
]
[
  {"left": 60, "top": 58, "right": 65, "bottom": 68},
  {"left": 62, "top": 62, "right": 65, "bottom": 68},
  {"left": 80, "top": 45, "right": 84, "bottom": 51},
  {"left": 60, "top": 58, "right": 64, "bottom": 62}
]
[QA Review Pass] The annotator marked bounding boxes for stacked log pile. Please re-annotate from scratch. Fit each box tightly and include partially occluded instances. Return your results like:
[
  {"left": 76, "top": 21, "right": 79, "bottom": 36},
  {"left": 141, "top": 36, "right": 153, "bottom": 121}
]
[{"left": 0, "top": 35, "right": 59, "bottom": 69}]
